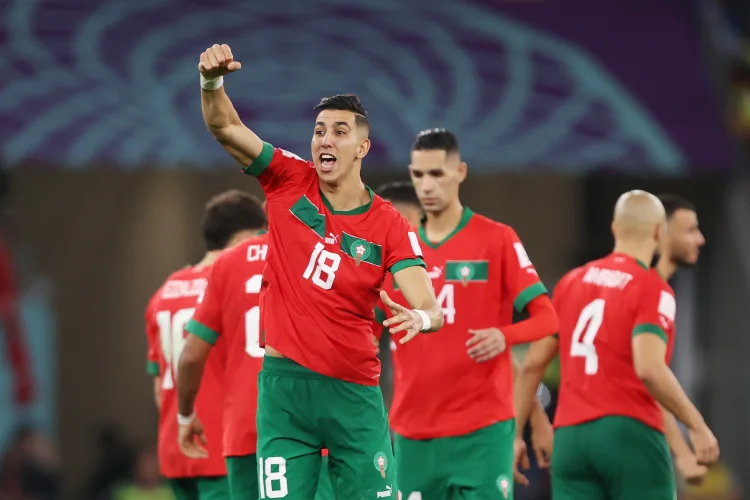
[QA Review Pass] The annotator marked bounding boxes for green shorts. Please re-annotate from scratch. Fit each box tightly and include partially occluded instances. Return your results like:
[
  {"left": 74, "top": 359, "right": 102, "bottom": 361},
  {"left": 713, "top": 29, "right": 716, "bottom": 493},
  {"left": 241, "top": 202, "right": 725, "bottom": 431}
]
[
  {"left": 552, "top": 416, "right": 675, "bottom": 500},
  {"left": 394, "top": 419, "right": 516, "bottom": 500},
  {"left": 226, "top": 453, "right": 335, "bottom": 500},
  {"left": 257, "top": 356, "right": 395, "bottom": 499},
  {"left": 168, "top": 476, "right": 229, "bottom": 500}
]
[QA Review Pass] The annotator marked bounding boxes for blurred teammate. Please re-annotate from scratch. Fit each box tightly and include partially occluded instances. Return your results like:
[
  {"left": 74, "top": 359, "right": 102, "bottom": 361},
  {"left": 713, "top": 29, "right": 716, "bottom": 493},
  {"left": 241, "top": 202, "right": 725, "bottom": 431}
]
[
  {"left": 655, "top": 194, "right": 708, "bottom": 484},
  {"left": 379, "top": 129, "right": 559, "bottom": 499},
  {"left": 515, "top": 190, "right": 719, "bottom": 499},
  {"left": 376, "top": 181, "right": 423, "bottom": 226},
  {"left": 177, "top": 228, "right": 335, "bottom": 500},
  {"left": 197, "top": 44, "right": 442, "bottom": 499},
  {"left": 145, "top": 190, "right": 266, "bottom": 500}
]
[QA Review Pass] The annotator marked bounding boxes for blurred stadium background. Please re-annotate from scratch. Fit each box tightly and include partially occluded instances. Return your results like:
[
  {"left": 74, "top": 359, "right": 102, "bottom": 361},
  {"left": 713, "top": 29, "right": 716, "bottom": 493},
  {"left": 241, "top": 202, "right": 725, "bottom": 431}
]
[{"left": 0, "top": 0, "right": 748, "bottom": 498}]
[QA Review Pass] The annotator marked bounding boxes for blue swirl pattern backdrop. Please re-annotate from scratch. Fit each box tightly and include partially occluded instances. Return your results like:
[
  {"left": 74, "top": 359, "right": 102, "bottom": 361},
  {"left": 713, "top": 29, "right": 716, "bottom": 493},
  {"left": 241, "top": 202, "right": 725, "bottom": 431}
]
[{"left": 0, "top": 0, "right": 729, "bottom": 171}]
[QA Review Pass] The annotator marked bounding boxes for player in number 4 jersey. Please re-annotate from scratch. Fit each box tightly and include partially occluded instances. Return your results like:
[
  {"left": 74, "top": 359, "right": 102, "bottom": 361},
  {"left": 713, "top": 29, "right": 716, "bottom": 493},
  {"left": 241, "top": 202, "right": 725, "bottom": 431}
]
[
  {"left": 514, "top": 190, "right": 719, "bottom": 500},
  {"left": 145, "top": 190, "right": 267, "bottom": 500},
  {"left": 196, "top": 44, "right": 442, "bottom": 500},
  {"left": 379, "top": 129, "right": 559, "bottom": 500}
]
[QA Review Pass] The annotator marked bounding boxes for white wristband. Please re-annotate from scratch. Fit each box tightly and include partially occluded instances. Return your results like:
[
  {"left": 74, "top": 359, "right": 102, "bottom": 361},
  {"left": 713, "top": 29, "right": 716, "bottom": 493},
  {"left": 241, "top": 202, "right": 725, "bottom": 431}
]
[
  {"left": 200, "top": 74, "right": 224, "bottom": 91},
  {"left": 413, "top": 309, "right": 431, "bottom": 332},
  {"left": 177, "top": 411, "right": 196, "bottom": 425}
]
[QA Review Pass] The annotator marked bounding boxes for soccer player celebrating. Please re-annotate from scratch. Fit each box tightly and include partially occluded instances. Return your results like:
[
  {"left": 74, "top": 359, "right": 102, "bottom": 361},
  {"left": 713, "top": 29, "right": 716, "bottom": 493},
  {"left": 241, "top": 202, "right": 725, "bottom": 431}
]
[
  {"left": 514, "top": 190, "right": 719, "bottom": 499},
  {"left": 379, "top": 129, "right": 559, "bottom": 500},
  {"left": 145, "top": 190, "right": 267, "bottom": 500},
  {"left": 195, "top": 44, "right": 443, "bottom": 499}
]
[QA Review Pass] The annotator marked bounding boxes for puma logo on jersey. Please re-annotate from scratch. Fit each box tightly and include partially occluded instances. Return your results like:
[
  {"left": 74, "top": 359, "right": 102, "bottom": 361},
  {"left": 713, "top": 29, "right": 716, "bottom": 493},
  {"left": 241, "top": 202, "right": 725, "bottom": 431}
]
[
  {"left": 160, "top": 279, "right": 207, "bottom": 299},
  {"left": 427, "top": 266, "right": 442, "bottom": 279},
  {"left": 377, "top": 486, "right": 392, "bottom": 498},
  {"left": 325, "top": 233, "right": 339, "bottom": 245}
]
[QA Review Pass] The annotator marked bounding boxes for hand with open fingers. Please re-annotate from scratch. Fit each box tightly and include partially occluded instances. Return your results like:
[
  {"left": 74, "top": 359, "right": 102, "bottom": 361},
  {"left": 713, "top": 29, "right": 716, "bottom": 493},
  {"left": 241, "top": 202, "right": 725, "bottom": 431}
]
[
  {"left": 466, "top": 327, "right": 506, "bottom": 362},
  {"left": 380, "top": 290, "right": 423, "bottom": 344},
  {"left": 198, "top": 44, "right": 242, "bottom": 79},
  {"left": 178, "top": 417, "right": 209, "bottom": 459},
  {"left": 513, "top": 437, "right": 530, "bottom": 487},
  {"left": 531, "top": 420, "right": 554, "bottom": 468},
  {"left": 675, "top": 453, "right": 708, "bottom": 486},
  {"left": 688, "top": 423, "right": 719, "bottom": 465}
]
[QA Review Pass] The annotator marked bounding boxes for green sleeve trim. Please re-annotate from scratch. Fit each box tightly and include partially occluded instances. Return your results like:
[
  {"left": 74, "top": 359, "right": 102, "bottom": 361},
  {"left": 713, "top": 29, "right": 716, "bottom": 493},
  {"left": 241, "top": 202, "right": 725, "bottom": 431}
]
[
  {"left": 389, "top": 257, "right": 426, "bottom": 275},
  {"left": 632, "top": 323, "right": 668, "bottom": 344},
  {"left": 513, "top": 281, "right": 548, "bottom": 313},
  {"left": 242, "top": 141, "right": 275, "bottom": 177},
  {"left": 374, "top": 306, "right": 387, "bottom": 339},
  {"left": 146, "top": 361, "right": 160, "bottom": 376},
  {"left": 186, "top": 318, "right": 219, "bottom": 345}
]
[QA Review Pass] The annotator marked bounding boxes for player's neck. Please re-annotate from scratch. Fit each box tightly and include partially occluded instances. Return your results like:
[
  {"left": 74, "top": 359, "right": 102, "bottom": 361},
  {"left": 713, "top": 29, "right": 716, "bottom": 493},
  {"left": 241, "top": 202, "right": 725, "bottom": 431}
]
[
  {"left": 195, "top": 250, "right": 222, "bottom": 269},
  {"left": 612, "top": 242, "right": 654, "bottom": 271},
  {"left": 423, "top": 201, "right": 464, "bottom": 243},
  {"left": 319, "top": 174, "right": 370, "bottom": 212},
  {"left": 656, "top": 256, "right": 677, "bottom": 281}
]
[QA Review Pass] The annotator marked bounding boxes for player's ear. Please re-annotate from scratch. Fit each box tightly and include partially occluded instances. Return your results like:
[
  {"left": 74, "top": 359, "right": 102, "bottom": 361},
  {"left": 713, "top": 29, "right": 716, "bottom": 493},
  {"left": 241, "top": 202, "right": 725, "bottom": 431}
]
[
  {"left": 610, "top": 221, "right": 616, "bottom": 239},
  {"left": 457, "top": 162, "right": 468, "bottom": 184},
  {"left": 357, "top": 138, "right": 371, "bottom": 159}
]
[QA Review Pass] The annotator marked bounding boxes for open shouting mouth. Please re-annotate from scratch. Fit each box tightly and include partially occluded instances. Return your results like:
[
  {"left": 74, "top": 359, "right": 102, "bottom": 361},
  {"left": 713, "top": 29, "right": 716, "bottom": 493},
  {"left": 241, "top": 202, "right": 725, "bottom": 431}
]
[{"left": 320, "top": 153, "right": 337, "bottom": 172}]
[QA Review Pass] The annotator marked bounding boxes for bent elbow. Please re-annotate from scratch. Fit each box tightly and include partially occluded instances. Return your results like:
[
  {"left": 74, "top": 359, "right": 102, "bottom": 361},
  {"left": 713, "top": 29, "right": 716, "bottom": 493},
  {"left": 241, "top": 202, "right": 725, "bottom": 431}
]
[{"left": 634, "top": 364, "right": 659, "bottom": 387}]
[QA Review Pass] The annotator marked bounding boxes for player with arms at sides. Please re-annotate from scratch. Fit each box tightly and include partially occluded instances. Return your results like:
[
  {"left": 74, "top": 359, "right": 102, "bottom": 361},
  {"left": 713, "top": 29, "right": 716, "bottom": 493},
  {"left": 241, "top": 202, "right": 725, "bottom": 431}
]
[
  {"left": 379, "top": 129, "right": 559, "bottom": 500},
  {"left": 145, "top": 190, "right": 267, "bottom": 500},
  {"left": 177, "top": 205, "right": 335, "bottom": 500},
  {"left": 374, "top": 178, "right": 555, "bottom": 479},
  {"left": 197, "top": 44, "right": 443, "bottom": 499},
  {"left": 514, "top": 190, "right": 719, "bottom": 500}
]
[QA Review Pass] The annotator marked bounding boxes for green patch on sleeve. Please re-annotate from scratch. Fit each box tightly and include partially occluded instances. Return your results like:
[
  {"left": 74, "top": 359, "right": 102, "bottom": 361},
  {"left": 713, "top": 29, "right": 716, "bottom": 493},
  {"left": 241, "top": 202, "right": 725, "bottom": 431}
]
[
  {"left": 242, "top": 141, "right": 275, "bottom": 177},
  {"left": 146, "top": 361, "right": 160, "bottom": 376},
  {"left": 389, "top": 258, "right": 426, "bottom": 275},
  {"left": 513, "top": 282, "right": 548, "bottom": 313},
  {"left": 632, "top": 323, "right": 668, "bottom": 344},
  {"left": 186, "top": 318, "right": 219, "bottom": 345}
]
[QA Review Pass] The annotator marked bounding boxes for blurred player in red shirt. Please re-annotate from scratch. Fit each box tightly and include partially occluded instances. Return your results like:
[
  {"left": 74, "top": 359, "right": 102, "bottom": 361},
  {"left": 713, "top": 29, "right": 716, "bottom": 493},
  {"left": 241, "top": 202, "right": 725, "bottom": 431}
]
[
  {"left": 145, "top": 190, "right": 266, "bottom": 500},
  {"left": 195, "top": 43, "right": 443, "bottom": 499},
  {"left": 378, "top": 129, "right": 559, "bottom": 500},
  {"left": 515, "top": 190, "right": 719, "bottom": 499},
  {"left": 179, "top": 228, "right": 335, "bottom": 500}
]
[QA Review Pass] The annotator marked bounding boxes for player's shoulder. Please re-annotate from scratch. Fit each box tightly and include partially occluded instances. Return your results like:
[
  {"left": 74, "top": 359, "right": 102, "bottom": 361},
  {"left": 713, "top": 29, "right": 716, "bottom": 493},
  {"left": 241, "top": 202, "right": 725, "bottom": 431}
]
[
  {"left": 641, "top": 268, "right": 675, "bottom": 294},
  {"left": 218, "top": 232, "right": 269, "bottom": 264},
  {"left": 465, "top": 210, "right": 517, "bottom": 238},
  {"left": 370, "top": 194, "right": 416, "bottom": 229},
  {"left": 267, "top": 143, "right": 315, "bottom": 168}
]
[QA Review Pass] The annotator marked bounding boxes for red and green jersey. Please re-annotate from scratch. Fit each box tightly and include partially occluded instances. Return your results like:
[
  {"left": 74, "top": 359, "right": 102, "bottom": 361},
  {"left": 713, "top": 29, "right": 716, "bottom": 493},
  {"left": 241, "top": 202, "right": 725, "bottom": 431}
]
[
  {"left": 381, "top": 208, "right": 548, "bottom": 439},
  {"left": 552, "top": 253, "right": 676, "bottom": 433},
  {"left": 186, "top": 233, "right": 268, "bottom": 457},
  {"left": 242, "top": 143, "right": 425, "bottom": 385},
  {"left": 144, "top": 266, "right": 226, "bottom": 478}
]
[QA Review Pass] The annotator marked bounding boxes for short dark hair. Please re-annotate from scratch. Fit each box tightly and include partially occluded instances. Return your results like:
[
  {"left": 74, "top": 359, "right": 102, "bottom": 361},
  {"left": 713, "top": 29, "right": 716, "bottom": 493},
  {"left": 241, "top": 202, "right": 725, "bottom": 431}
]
[
  {"left": 314, "top": 94, "right": 370, "bottom": 130},
  {"left": 657, "top": 194, "right": 696, "bottom": 219},
  {"left": 202, "top": 190, "right": 266, "bottom": 251},
  {"left": 412, "top": 128, "right": 460, "bottom": 154},
  {"left": 376, "top": 181, "right": 420, "bottom": 207}
]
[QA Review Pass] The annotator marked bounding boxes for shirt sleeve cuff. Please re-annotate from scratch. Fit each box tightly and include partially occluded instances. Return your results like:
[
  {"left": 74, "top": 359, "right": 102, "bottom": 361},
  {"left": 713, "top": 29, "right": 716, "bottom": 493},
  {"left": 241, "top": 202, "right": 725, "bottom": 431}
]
[
  {"left": 632, "top": 323, "right": 668, "bottom": 344},
  {"left": 389, "top": 257, "right": 426, "bottom": 275},
  {"left": 242, "top": 141, "right": 275, "bottom": 176},
  {"left": 186, "top": 318, "right": 220, "bottom": 345},
  {"left": 513, "top": 281, "right": 548, "bottom": 313},
  {"left": 146, "top": 361, "right": 160, "bottom": 376}
]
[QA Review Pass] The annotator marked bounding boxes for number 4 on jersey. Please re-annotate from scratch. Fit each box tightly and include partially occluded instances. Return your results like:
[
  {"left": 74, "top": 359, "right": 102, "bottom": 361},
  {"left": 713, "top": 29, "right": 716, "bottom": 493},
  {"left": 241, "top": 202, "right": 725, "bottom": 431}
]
[{"left": 570, "top": 298, "right": 605, "bottom": 375}]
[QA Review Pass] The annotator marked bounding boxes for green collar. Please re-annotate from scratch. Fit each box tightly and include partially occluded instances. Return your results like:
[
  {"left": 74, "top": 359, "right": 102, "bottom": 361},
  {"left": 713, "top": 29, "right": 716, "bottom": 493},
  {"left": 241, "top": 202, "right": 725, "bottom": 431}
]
[
  {"left": 419, "top": 207, "right": 474, "bottom": 249},
  {"left": 320, "top": 186, "right": 374, "bottom": 215}
]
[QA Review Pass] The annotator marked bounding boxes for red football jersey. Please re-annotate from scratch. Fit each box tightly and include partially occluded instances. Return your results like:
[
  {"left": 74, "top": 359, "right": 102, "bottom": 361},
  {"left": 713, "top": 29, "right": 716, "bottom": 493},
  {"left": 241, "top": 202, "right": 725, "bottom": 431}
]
[
  {"left": 242, "top": 142, "right": 425, "bottom": 385},
  {"left": 186, "top": 233, "right": 269, "bottom": 456},
  {"left": 382, "top": 209, "right": 548, "bottom": 439},
  {"left": 145, "top": 266, "right": 226, "bottom": 478},
  {"left": 552, "top": 253, "right": 676, "bottom": 433}
]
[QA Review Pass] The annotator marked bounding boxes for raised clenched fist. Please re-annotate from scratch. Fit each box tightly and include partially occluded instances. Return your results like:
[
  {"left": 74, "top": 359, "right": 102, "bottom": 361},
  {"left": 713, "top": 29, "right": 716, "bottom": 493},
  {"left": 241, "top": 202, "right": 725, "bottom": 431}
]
[{"left": 198, "top": 44, "right": 242, "bottom": 79}]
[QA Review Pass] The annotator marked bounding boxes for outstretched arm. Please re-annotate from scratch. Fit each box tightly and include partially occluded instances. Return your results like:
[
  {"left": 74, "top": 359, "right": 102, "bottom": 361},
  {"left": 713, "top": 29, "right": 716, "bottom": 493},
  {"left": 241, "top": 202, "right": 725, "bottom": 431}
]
[
  {"left": 199, "top": 44, "right": 264, "bottom": 166},
  {"left": 384, "top": 266, "right": 443, "bottom": 339}
]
